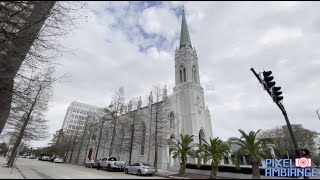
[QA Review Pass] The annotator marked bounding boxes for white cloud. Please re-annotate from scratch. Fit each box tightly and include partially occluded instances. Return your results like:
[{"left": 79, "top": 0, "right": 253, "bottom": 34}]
[
  {"left": 260, "top": 27, "right": 303, "bottom": 45},
  {"left": 139, "top": 6, "right": 179, "bottom": 41}
]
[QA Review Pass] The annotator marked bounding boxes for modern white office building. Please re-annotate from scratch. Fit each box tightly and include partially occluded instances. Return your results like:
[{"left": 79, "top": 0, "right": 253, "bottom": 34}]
[{"left": 61, "top": 101, "right": 102, "bottom": 138}]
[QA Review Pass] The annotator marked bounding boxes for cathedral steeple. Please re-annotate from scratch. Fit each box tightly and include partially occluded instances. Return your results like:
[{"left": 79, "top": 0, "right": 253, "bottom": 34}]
[{"left": 179, "top": 8, "right": 192, "bottom": 47}]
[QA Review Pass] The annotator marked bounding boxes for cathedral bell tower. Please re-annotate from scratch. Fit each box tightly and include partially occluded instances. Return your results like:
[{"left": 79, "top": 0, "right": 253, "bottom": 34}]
[{"left": 173, "top": 8, "right": 208, "bottom": 139}]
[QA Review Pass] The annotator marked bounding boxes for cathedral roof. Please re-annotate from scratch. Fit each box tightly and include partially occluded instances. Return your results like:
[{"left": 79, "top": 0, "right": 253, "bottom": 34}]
[{"left": 179, "top": 8, "right": 192, "bottom": 47}]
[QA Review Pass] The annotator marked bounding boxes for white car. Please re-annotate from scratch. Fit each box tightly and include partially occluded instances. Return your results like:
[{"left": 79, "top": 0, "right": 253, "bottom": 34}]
[
  {"left": 53, "top": 157, "right": 64, "bottom": 163},
  {"left": 99, "top": 157, "right": 126, "bottom": 171},
  {"left": 124, "top": 162, "right": 155, "bottom": 176},
  {"left": 42, "top": 156, "right": 50, "bottom": 161}
]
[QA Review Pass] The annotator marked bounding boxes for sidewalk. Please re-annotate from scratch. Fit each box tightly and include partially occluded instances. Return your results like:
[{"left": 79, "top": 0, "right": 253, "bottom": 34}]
[
  {"left": 0, "top": 157, "right": 24, "bottom": 179},
  {"left": 155, "top": 168, "right": 178, "bottom": 178},
  {"left": 155, "top": 167, "right": 311, "bottom": 179}
]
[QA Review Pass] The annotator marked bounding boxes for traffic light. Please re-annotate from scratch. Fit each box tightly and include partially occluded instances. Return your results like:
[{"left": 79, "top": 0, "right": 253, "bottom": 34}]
[
  {"left": 300, "top": 149, "right": 310, "bottom": 157},
  {"left": 272, "top": 86, "right": 283, "bottom": 102},
  {"left": 263, "top": 71, "right": 275, "bottom": 89}
]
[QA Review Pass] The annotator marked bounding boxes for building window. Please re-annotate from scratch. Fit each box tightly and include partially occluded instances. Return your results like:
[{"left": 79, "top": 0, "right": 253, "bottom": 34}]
[
  {"left": 183, "top": 68, "right": 186, "bottom": 82},
  {"left": 169, "top": 112, "right": 174, "bottom": 128},
  {"left": 192, "top": 65, "right": 196, "bottom": 83},
  {"left": 180, "top": 65, "right": 186, "bottom": 83},
  {"left": 224, "top": 157, "right": 229, "bottom": 165},
  {"left": 140, "top": 123, "right": 146, "bottom": 155}
]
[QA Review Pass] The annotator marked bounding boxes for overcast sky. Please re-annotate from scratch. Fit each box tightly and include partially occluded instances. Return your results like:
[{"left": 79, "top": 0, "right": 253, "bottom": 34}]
[{"left": 23, "top": 1, "right": 320, "bottom": 147}]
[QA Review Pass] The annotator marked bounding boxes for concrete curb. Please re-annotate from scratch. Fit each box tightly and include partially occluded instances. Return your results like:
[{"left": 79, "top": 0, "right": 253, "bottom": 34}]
[
  {"left": 168, "top": 176, "right": 191, "bottom": 179},
  {"left": 15, "top": 165, "right": 26, "bottom": 179}
]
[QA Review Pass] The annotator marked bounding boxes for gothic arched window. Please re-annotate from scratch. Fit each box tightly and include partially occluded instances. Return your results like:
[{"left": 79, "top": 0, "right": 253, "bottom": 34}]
[
  {"left": 180, "top": 65, "right": 185, "bottom": 83},
  {"left": 140, "top": 122, "right": 146, "bottom": 155},
  {"left": 169, "top": 112, "right": 174, "bottom": 128},
  {"left": 192, "top": 65, "right": 196, "bottom": 83},
  {"left": 183, "top": 67, "right": 186, "bottom": 82},
  {"left": 199, "top": 129, "right": 206, "bottom": 145}
]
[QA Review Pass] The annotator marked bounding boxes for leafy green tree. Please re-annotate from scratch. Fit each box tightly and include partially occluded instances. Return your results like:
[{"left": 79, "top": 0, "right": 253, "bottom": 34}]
[
  {"left": 229, "top": 129, "right": 274, "bottom": 179},
  {"left": 169, "top": 134, "right": 196, "bottom": 175},
  {"left": 259, "top": 126, "right": 319, "bottom": 158},
  {"left": 202, "top": 138, "right": 230, "bottom": 179}
]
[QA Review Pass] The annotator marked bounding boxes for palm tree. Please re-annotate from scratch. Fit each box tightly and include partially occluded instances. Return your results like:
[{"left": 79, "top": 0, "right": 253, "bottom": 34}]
[
  {"left": 229, "top": 129, "right": 274, "bottom": 179},
  {"left": 202, "top": 137, "right": 230, "bottom": 179},
  {"left": 190, "top": 144, "right": 209, "bottom": 168},
  {"left": 169, "top": 133, "right": 196, "bottom": 175}
]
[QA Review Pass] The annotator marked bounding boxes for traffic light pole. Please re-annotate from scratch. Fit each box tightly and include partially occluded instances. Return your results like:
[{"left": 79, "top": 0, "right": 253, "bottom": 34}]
[{"left": 250, "top": 68, "right": 301, "bottom": 159}]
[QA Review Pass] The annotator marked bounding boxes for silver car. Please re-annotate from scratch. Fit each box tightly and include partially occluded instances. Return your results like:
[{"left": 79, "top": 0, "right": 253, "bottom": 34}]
[{"left": 124, "top": 162, "right": 155, "bottom": 176}]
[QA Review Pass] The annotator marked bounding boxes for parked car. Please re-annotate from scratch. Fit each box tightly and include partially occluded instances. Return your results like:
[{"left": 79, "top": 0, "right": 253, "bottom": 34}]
[
  {"left": 124, "top": 162, "right": 155, "bottom": 176},
  {"left": 53, "top": 157, "right": 64, "bottom": 163},
  {"left": 98, "top": 157, "right": 126, "bottom": 171},
  {"left": 39, "top": 154, "right": 50, "bottom": 160},
  {"left": 49, "top": 157, "right": 57, "bottom": 162},
  {"left": 42, "top": 156, "right": 50, "bottom": 161},
  {"left": 85, "top": 159, "right": 100, "bottom": 168},
  {"left": 27, "top": 156, "right": 35, "bottom": 159}
]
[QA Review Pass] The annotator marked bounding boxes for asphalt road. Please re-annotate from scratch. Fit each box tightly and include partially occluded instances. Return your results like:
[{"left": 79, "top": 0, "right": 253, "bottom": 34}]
[{"left": 15, "top": 158, "right": 168, "bottom": 179}]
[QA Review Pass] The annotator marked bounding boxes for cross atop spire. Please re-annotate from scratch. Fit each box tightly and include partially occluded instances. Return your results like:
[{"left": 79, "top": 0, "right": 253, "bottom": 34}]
[{"left": 179, "top": 7, "right": 192, "bottom": 47}]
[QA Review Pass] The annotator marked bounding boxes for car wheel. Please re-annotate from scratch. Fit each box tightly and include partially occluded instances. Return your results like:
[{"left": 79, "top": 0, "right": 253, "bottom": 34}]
[
  {"left": 97, "top": 164, "right": 100, "bottom": 170},
  {"left": 137, "top": 170, "right": 141, "bottom": 176},
  {"left": 90, "top": 164, "right": 93, "bottom": 168},
  {"left": 125, "top": 169, "right": 128, "bottom": 174},
  {"left": 107, "top": 164, "right": 111, "bottom": 171}
]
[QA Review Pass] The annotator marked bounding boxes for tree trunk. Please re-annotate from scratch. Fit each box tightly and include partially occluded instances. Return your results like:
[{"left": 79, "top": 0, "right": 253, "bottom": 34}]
[
  {"left": 0, "top": 80, "right": 13, "bottom": 135},
  {"left": 209, "top": 163, "right": 218, "bottom": 179},
  {"left": 64, "top": 137, "right": 72, "bottom": 162},
  {"left": 128, "top": 124, "right": 134, "bottom": 165},
  {"left": 196, "top": 157, "right": 202, "bottom": 168},
  {"left": 147, "top": 106, "right": 152, "bottom": 162},
  {"left": 178, "top": 159, "right": 186, "bottom": 175},
  {"left": 7, "top": 117, "right": 28, "bottom": 167},
  {"left": 7, "top": 85, "right": 42, "bottom": 167},
  {"left": 252, "top": 163, "right": 261, "bottom": 179},
  {"left": 154, "top": 112, "right": 158, "bottom": 172},
  {"left": 75, "top": 119, "right": 89, "bottom": 164},
  {"left": 0, "top": 2, "right": 56, "bottom": 135},
  {"left": 69, "top": 129, "right": 80, "bottom": 163},
  {"left": 95, "top": 121, "right": 104, "bottom": 160},
  {"left": 109, "top": 119, "right": 117, "bottom": 156}
]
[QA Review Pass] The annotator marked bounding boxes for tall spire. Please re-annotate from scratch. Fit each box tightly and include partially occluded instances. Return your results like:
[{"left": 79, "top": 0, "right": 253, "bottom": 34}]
[{"left": 179, "top": 7, "right": 192, "bottom": 47}]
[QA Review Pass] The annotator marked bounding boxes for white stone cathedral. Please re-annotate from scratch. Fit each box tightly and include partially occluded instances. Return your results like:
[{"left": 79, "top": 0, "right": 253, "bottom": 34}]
[
  {"left": 98, "top": 9, "right": 213, "bottom": 170},
  {"left": 64, "top": 9, "right": 213, "bottom": 170}
]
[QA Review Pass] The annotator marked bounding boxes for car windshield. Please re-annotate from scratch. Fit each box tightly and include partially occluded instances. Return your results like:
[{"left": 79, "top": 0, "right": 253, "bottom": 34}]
[{"left": 142, "top": 163, "right": 152, "bottom": 166}]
